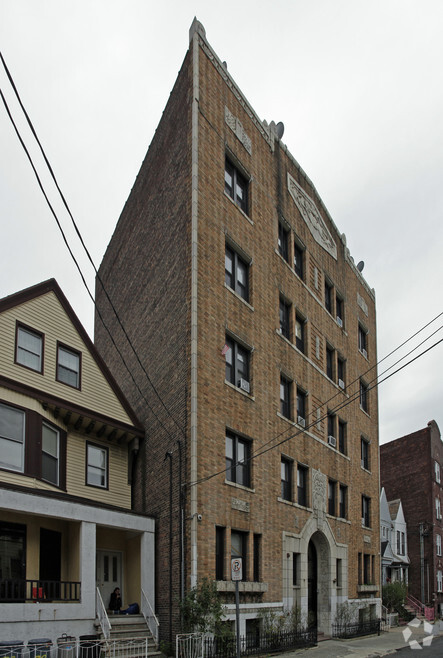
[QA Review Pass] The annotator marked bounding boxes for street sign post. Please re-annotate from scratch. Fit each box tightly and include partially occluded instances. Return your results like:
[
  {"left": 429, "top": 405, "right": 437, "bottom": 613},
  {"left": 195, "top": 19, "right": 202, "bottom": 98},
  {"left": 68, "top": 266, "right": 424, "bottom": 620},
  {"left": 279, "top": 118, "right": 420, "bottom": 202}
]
[{"left": 231, "top": 558, "right": 242, "bottom": 658}]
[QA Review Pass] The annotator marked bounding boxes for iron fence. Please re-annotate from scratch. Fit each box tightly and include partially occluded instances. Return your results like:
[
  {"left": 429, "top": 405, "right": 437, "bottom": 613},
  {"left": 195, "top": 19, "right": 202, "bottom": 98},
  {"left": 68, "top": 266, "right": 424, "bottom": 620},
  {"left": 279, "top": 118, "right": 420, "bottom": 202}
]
[
  {"left": 203, "top": 628, "right": 317, "bottom": 658},
  {"left": 0, "top": 579, "right": 81, "bottom": 602},
  {"left": 0, "top": 637, "right": 151, "bottom": 657},
  {"left": 332, "top": 619, "right": 381, "bottom": 639}
]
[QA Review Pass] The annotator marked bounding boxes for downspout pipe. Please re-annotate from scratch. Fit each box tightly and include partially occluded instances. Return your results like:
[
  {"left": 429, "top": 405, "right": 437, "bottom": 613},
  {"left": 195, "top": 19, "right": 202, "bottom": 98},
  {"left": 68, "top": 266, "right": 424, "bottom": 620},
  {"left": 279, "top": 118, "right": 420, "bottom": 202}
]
[{"left": 165, "top": 451, "right": 173, "bottom": 645}]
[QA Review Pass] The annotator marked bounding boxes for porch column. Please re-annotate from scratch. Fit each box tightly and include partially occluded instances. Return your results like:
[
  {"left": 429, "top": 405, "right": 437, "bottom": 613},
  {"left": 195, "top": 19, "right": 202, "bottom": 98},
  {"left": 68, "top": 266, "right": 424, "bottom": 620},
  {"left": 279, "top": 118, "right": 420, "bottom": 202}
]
[
  {"left": 141, "top": 530, "right": 155, "bottom": 606},
  {"left": 80, "top": 521, "right": 96, "bottom": 617}
]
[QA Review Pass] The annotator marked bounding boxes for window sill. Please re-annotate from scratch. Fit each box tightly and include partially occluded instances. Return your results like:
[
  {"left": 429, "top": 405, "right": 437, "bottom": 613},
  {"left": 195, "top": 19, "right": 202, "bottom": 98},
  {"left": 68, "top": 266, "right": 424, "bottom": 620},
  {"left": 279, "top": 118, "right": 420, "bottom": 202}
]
[
  {"left": 276, "top": 329, "right": 306, "bottom": 358},
  {"left": 360, "top": 406, "right": 370, "bottom": 417},
  {"left": 276, "top": 411, "right": 306, "bottom": 431},
  {"left": 224, "top": 192, "right": 253, "bottom": 225},
  {"left": 224, "top": 380, "right": 255, "bottom": 400},
  {"left": 361, "top": 466, "right": 371, "bottom": 474},
  {"left": 216, "top": 581, "right": 268, "bottom": 593},
  {"left": 357, "top": 584, "right": 378, "bottom": 593},
  {"left": 277, "top": 497, "right": 311, "bottom": 512},
  {"left": 225, "top": 479, "right": 255, "bottom": 494},
  {"left": 224, "top": 283, "right": 254, "bottom": 311}
]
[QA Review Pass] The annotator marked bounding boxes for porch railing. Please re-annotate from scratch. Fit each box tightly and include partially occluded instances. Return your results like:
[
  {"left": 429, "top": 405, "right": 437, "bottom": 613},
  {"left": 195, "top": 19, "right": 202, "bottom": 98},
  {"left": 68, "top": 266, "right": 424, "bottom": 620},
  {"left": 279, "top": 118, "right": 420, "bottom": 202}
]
[
  {"left": 406, "top": 594, "right": 435, "bottom": 621},
  {"left": 0, "top": 578, "right": 80, "bottom": 602},
  {"left": 96, "top": 586, "right": 111, "bottom": 639},
  {"left": 141, "top": 587, "right": 159, "bottom": 645}
]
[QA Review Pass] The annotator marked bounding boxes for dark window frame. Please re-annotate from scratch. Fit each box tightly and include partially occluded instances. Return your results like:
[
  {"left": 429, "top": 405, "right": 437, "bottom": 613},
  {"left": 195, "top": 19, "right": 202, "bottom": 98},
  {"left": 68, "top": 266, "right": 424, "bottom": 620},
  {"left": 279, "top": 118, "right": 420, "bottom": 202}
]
[
  {"left": 324, "top": 280, "right": 333, "bottom": 314},
  {"left": 362, "top": 495, "right": 371, "bottom": 527},
  {"left": 225, "top": 336, "right": 251, "bottom": 392},
  {"left": 281, "top": 456, "right": 293, "bottom": 501},
  {"left": 231, "top": 529, "right": 248, "bottom": 581},
  {"left": 280, "top": 375, "right": 292, "bottom": 420},
  {"left": 358, "top": 324, "right": 368, "bottom": 356},
  {"left": 328, "top": 479, "right": 336, "bottom": 516},
  {"left": 295, "top": 314, "right": 305, "bottom": 353},
  {"left": 216, "top": 526, "right": 225, "bottom": 580},
  {"left": 56, "top": 342, "right": 82, "bottom": 390},
  {"left": 226, "top": 430, "right": 252, "bottom": 488},
  {"left": 15, "top": 322, "right": 44, "bottom": 374},
  {"left": 278, "top": 222, "right": 289, "bottom": 262},
  {"left": 86, "top": 441, "right": 109, "bottom": 490},
  {"left": 297, "top": 388, "right": 307, "bottom": 424},
  {"left": 293, "top": 241, "right": 304, "bottom": 279},
  {"left": 326, "top": 345, "right": 334, "bottom": 380},
  {"left": 41, "top": 420, "right": 60, "bottom": 487},
  {"left": 225, "top": 157, "right": 249, "bottom": 214},
  {"left": 360, "top": 380, "right": 369, "bottom": 413},
  {"left": 225, "top": 243, "right": 250, "bottom": 302},
  {"left": 336, "top": 295, "right": 344, "bottom": 327},
  {"left": 279, "top": 297, "right": 291, "bottom": 340},
  {"left": 338, "top": 419, "right": 346, "bottom": 455},
  {"left": 339, "top": 484, "right": 347, "bottom": 519},
  {"left": 297, "top": 464, "right": 308, "bottom": 507},
  {"left": 361, "top": 437, "right": 370, "bottom": 470}
]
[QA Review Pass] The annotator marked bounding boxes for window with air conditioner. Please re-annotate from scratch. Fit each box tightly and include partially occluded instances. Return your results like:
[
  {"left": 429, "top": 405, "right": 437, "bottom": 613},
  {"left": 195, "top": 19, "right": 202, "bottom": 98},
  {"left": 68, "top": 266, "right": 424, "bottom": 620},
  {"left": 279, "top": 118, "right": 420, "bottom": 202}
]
[{"left": 225, "top": 336, "right": 251, "bottom": 393}]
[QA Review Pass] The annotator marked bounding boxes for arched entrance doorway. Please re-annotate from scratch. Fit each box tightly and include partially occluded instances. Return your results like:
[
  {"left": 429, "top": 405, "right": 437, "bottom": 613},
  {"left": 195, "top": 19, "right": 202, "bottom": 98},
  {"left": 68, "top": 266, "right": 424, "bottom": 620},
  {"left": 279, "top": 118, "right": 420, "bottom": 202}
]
[{"left": 307, "top": 540, "right": 317, "bottom": 628}]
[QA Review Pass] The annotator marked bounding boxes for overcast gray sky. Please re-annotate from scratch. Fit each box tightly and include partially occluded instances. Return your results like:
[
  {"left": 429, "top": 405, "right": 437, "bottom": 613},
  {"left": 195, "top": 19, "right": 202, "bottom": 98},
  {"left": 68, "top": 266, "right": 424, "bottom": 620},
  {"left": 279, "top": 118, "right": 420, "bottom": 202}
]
[{"left": 1, "top": 0, "right": 442, "bottom": 445}]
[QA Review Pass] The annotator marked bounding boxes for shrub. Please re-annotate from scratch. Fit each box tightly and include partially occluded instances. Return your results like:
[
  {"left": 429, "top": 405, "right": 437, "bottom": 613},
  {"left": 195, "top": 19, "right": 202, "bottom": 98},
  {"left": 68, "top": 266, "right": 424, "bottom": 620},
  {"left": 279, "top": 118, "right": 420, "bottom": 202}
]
[
  {"left": 179, "top": 578, "right": 227, "bottom": 634},
  {"left": 382, "top": 581, "right": 407, "bottom": 613}
]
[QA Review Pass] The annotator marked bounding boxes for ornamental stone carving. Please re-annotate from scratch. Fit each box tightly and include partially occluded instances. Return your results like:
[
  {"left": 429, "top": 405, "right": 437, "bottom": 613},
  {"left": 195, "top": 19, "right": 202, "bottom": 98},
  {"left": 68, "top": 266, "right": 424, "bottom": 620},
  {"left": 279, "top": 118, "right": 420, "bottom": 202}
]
[
  {"left": 287, "top": 173, "right": 337, "bottom": 259},
  {"left": 225, "top": 107, "right": 252, "bottom": 155},
  {"left": 231, "top": 497, "right": 250, "bottom": 513},
  {"left": 312, "top": 469, "right": 327, "bottom": 513}
]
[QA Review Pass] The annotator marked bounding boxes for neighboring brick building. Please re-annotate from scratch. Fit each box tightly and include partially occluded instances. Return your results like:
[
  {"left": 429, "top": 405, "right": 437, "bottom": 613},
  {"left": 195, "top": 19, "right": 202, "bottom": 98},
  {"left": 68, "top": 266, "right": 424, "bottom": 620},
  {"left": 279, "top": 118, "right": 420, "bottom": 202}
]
[
  {"left": 380, "top": 420, "right": 443, "bottom": 616},
  {"left": 95, "top": 19, "right": 380, "bottom": 640}
]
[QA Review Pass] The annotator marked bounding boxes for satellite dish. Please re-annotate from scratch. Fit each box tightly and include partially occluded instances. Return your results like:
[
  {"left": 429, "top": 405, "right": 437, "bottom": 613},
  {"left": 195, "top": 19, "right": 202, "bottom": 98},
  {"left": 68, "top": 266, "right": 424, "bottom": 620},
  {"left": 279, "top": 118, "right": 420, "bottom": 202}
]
[
  {"left": 357, "top": 261, "right": 365, "bottom": 272},
  {"left": 276, "top": 122, "right": 285, "bottom": 139}
]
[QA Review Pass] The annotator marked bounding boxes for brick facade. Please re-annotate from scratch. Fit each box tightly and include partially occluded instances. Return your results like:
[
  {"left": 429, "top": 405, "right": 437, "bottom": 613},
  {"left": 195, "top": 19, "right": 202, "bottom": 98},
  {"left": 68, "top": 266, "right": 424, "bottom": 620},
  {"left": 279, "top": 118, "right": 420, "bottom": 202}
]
[
  {"left": 95, "top": 20, "right": 380, "bottom": 641},
  {"left": 380, "top": 420, "right": 443, "bottom": 615}
]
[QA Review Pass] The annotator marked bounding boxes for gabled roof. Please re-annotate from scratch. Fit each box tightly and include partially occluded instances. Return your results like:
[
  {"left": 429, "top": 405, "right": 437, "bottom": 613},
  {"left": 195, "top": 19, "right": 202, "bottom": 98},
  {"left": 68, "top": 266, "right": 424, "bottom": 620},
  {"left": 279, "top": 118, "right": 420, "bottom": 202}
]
[
  {"left": 388, "top": 499, "right": 401, "bottom": 520},
  {"left": 0, "top": 279, "right": 144, "bottom": 441}
]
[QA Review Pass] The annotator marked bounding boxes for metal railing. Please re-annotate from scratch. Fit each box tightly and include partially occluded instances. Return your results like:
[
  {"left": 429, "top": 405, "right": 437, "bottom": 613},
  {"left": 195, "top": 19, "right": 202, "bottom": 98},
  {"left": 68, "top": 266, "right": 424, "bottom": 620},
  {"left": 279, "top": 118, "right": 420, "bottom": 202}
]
[
  {"left": 202, "top": 629, "right": 317, "bottom": 657},
  {"left": 0, "top": 637, "right": 151, "bottom": 657},
  {"left": 0, "top": 578, "right": 81, "bottom": 602},
  {"left": 406, "top": 594, "right": 435, "bottom": 621},
  {"left": 141, "top": 587, "right": 159, "bottom": 645},
  {"left": 96, "top": 586, "right": 111, "bottom": 639},
  {"left": 332, "top": 619, "right": 381, "bottom": 639}
]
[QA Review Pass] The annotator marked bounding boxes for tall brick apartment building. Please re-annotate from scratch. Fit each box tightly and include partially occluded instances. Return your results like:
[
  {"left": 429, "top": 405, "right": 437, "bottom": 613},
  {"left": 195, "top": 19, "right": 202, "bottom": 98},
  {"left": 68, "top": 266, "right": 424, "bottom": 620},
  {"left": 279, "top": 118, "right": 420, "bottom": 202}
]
[
  {"left": 380, "top": 420, "right": 443, "bottom": 616},
  {"left": 95, "top": 19, "right": 380, "bottom": 640}
]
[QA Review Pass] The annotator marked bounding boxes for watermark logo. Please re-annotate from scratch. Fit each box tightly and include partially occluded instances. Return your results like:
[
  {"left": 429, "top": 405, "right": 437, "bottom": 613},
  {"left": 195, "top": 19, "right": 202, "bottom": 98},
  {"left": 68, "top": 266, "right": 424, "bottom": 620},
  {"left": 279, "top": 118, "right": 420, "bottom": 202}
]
[{"left": 402, "top": 617, "right": 434, "bottom": 650}]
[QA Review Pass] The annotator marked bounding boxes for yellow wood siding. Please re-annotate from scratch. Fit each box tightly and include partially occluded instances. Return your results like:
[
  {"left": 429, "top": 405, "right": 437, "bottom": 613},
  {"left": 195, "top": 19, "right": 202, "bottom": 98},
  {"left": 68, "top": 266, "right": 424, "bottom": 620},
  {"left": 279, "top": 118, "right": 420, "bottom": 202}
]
[{"left": 0, "top": 291, "right": 133, "bottom": 425}]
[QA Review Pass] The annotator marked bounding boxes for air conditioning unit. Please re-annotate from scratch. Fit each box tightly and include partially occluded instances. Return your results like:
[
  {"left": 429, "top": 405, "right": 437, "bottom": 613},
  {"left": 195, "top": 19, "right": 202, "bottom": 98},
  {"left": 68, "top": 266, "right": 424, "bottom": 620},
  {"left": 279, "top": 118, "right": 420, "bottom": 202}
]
[
  {"left": 362, "top": 348, "right": 367, "bottom": 359},
  {"left": 328, "top": 435, "right": 337, "bottom": 448},
  {"left": 338, "top": 379, "right": 345, "bottom": 389},
  {"left": 336, "top": 316, "right": 343, "bottom": 328},
  {"left": 277, "top": 327, "right": 282, "bottom": 334},
  {"left": 238, "top": 378, "right": 250, "bottom": 393},
  {"left": 297, "top": 416, "right": 306, "bottom": 428}
]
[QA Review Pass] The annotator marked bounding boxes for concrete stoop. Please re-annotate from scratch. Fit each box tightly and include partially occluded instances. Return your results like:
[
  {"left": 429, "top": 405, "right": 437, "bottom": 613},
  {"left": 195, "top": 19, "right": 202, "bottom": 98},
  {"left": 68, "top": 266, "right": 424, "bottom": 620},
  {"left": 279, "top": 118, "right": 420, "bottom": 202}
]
[{"left": 95, "top": 614, "right": 161, "bottom": 657}]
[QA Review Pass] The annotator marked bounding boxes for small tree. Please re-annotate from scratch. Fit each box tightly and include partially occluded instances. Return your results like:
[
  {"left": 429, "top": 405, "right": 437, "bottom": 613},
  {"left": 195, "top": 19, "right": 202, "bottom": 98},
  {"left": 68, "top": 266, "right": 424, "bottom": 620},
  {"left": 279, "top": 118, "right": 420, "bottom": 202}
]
[
  {"left": 334, "top": 601, "right": 357, "bottom": 629},
  {"left": 382, "top": 581, "right": 407, "bottom": 613},
  {"left": 179, "top": 578, "right": 228, "bottom": 634}
]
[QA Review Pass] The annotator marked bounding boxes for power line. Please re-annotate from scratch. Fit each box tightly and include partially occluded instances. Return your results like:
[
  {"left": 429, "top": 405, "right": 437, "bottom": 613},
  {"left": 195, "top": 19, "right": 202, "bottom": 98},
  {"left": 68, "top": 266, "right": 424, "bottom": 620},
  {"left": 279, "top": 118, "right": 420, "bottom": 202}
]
[{"left": 0, "top": 51, "right": 186, "bottom": 443}]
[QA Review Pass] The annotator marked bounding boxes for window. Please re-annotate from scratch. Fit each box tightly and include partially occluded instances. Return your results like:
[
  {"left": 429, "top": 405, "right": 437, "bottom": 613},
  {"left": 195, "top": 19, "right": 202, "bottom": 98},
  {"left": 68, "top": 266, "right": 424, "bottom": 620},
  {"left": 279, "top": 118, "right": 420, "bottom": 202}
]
[
  {"left": 437, "top": 535, "right": 441, "bottom": 557},
  {"left": 327, "top": 413, "right": 336, "bottom": 445},
  {"left": 281, "top": 456, "right": 292, "bottom": 501},
  {"left": 226, "top": 431, "right": 251, "bottom": 487},
  {"left": 324, "top": 281, "right": 333, "bottom": 314},
  {"left": 295, "top": 314, "right": 305, "bottom": 353},
  {"left": 0, "top": 402, "right": 25, "bottom": 472},
  {"left": 339, "top": 485, "right": 347, "bottom": 519},
  {"left": 326, "top": 346, "right": 334, "bottom": 380},
  {"left": 297, "top": 464, "right": 308, "bottom": 507},
  {"left": 225, "top": 336, "right": 250, "bottom": 392},
  {"left": 438, "top": 570, "right": 443, "bottom": 593},
  {"left": 216, "top": 527, "right": 225, "bottom": 580},
  {"left": 337, "top": 357, "right": 346, "bottom": 389},
  {"left": 297, "top": 389, "right": 306, "bottom": 425},
  {"left": 280, "top": 376, "right": 292, "bottom": 420},
  {"left": 253, "top": 534, "right": 261, "bottom": 582},
  {"left": 336, "top": 558, "right": 343, "bottom": 588},
  {"left": 86, "top": 443, "right": 108, "bottom": 488},
  {"left": 358, "top": 324, "right": 367, "bottom": 356},
  {"left": 292, "top": 552, "right": 300, "bottom": 586},
  {"left": 225, "top": 158, "right": 248, "bottom": 213},
  {"left": 336, "top": 295, "right": 344, "bottom": 327},
  {"left": 57, "top": 344, "right": 81, "bottom": 388},
  {"left": 363, "top": 554, "right": 371, "bottom": 585},
  {"left": 328, "top": 480, "right": 336, "bottom": 516},
  {"left": 293, "top": 242, "right": 303, "bottom": 279},
  {"left": 396, "top": 531, "right": 401, "bottom": 554},
  {"left": 16, "top": 324, "right": 43, "bottom": 372},
  {"left": 361, "top": 438, "right": 370, "bottom": 470},
  {"left": 360, "top": 380, "right": 369, "bottom": 413},
  {"left": 436, "top": 461, "right": 441, "bottom": 483},
  {"left": 42, "top": 422, "right": 60, "bottom": 486},
  {"left": 362, "top": 495, "right": 371, "bottom": 527},
  {"left": 231, "top": 530, "right": 247, "bottom": 581},
  {"left": 338, "top": 420, "right": 346, "bottom": 455},
  {"left": 278, "top": 222, "right": 289, "bottom": 262},
  {"left": 437, "top": 497, "right": 442, "bottom": 520},
  {"left": 279, "top": 297, "right": 291, "bottom": 340},
  {"left": 225, "top": 244, "right": 249, "bottom": 301}
]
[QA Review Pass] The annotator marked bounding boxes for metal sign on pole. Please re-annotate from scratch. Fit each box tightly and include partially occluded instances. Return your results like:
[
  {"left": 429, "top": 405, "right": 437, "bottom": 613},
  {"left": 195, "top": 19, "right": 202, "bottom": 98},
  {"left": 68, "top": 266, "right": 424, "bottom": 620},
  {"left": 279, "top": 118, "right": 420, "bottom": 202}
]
[{"left": 231, "top": 558, "right": 242, "bottom": 658}]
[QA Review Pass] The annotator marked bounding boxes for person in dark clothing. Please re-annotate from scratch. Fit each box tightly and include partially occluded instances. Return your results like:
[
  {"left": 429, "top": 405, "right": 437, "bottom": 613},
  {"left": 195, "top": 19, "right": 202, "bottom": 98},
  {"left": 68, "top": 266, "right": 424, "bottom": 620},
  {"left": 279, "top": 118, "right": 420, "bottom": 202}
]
[{"left": 109, "top": 587, "right": 122, "bottom": 614}]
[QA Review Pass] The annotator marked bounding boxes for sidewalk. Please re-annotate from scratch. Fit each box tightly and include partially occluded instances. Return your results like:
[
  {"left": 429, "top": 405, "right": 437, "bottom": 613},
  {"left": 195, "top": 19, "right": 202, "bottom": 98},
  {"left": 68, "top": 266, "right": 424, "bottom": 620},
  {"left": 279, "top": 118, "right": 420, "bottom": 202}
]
[{"left": 280, "top": 620, "right": 443, "bottom": 658}]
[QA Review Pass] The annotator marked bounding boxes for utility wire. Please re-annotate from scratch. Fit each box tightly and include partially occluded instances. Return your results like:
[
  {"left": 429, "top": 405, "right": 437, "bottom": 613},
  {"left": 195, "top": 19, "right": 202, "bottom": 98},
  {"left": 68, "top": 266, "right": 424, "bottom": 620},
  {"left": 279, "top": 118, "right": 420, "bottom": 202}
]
[{"left": 0, "top": 51, "right": 185, "bottom": 441}]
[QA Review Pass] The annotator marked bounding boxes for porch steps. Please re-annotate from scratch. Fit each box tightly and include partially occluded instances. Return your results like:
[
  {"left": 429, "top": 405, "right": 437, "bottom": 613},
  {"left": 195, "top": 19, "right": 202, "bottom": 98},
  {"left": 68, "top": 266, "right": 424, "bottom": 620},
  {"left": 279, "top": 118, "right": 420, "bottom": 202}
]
[{"left": 95, "top": 614, "right": 161, "bottom": 656}]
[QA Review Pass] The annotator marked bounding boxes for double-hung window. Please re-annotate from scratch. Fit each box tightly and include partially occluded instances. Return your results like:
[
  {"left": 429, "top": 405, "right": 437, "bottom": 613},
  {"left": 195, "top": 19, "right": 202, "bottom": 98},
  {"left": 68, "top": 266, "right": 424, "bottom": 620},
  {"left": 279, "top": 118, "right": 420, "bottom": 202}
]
[
  {"left": 436, "top": 461, "right": 441, "bottom": 483},
  {"left": 279, "top": 298, "right": 291, "bottom": 339},
  {"left": 360, "top": 380, "right": 369, "bottom": 413},
  {"left": 226, "top": 431, "right": 251, "bottom": 487},
  {"left": 231, "top": 530, "right": 248, "bottom": 580},
  {"left": 336, "top": 295, "right": 344, "bottom": 327},
  {"left": 225, "top": 158, "right": 248, "bottom": 214},
  {"left": 326, "top": 346, "right": 334, "bottom": 380},
  {"left": 297, "top": 389, "right": 306, "bottom": 425},
  {"left": 225, "top": 244, "right": 249, "bottom": 301},
  {"left": 324, "top": 281, "right": 333, "bottom": 314},
  {"left": 0, "top": 402, "right": 25, "bottom": 472},
  {"left": 293, "top": 241, "right": 304, "bottom": 279},
  {"left": 42, "top": 422, "right": 60, "bottom": 486},
  {"left": 278, "top": 222, "right": 289, "bottom": 262},
  {"left": 215, "top": 527, "right": 225, "bottom": 580},
  {"left": 297, "top": 464, "right": 308, "bottom": 507},
  {"left": 438, "top": 570, "right": 443, "bottom": 593},
  {"left": 86, "top": 443, "right": 108, "bottom": 488},
  {"left": 361, "top": 438, "right": 370, "bottom": 470},
  {"left": 295, "top": 314, "right": 305, "bottom": 353},
  {"left": 362, "top": 495, "right": 371, "bottom": 527},
  {"left": 339, "top": 485, "right": 347, "bottom": 519},
  {"left": 281, "top": 457, "right": 292, "bottom": 501},
  {"left": 57, "top": 344, "right": 81, "bottom": 389},
  {"left": 280, "top": 376, "right": 292, "bottom": 420},
  {"left": 338, "top": 420, "right": 346, "bottom": 455},
  {"left": 225, "top": 336, "right": 250, "bottom": 392},
  {"left": 358, "top": 324, "right": 367, "bottom": 357},
  {"left": 328, "top": 480, "right": 336, "bottom": 516},
  {"left": 16, "top": 324, "right": 43, "bottom": 372}
]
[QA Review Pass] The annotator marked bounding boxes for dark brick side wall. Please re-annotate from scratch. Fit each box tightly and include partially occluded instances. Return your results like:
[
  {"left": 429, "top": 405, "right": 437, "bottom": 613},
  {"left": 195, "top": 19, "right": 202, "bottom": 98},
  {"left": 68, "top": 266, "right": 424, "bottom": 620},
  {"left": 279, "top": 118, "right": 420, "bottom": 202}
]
[
  {"left": 380, "top": 422, "right": 443, "bottom": 608},
  {"left": 95, "top": 49, "right": 193, "bottom": 643}
]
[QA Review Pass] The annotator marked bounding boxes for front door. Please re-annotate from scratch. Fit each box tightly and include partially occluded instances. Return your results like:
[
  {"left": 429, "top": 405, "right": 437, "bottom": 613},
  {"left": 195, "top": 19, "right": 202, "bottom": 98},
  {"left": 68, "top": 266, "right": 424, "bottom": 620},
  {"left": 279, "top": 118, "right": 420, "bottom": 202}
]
[
  {"left": 0, "top": 522, "right": 26, "bottom": 601},
  {"left": 307, "top": 540, "right": 317, "bottom": 629},
  {"left": 96, "top": 550, "right": 122, "bottom": 610}
]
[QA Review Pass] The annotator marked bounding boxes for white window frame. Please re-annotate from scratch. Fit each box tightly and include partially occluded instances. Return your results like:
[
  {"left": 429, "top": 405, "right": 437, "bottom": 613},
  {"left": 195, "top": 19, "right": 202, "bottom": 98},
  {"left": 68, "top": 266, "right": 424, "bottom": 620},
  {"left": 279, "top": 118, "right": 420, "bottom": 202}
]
[
  {"left": 436, "top": 461, "right": 441, "bottom": 484},
  {"left": 86, "top": 443, "right": 108, "bottom": 489},
  {"left": 437, "top": 534, "right": 442, "bottom": 557},
  {"left": 438, "top": 570, "right": 443, "bottom": 593}
]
